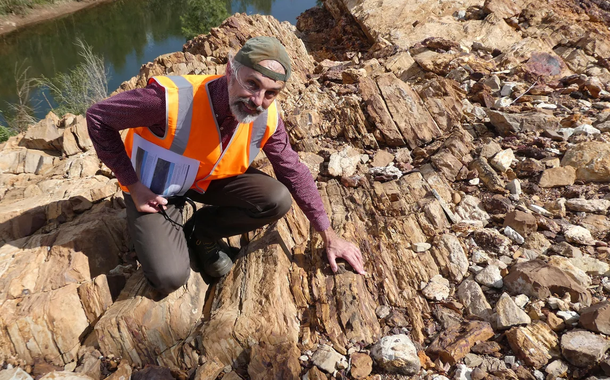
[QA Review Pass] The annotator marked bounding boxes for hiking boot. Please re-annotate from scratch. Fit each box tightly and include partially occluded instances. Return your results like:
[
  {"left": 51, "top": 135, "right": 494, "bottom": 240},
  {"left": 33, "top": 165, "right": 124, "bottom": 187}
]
[{"left": 190, "top": 238, "right": 234, "bottom": 278}]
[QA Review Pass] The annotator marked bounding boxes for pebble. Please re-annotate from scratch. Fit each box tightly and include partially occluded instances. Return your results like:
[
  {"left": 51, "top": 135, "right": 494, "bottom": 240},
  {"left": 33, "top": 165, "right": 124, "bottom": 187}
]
[
  {"left": 557, "top": 311, "right": 579, "bottom": 324},
  {"left": 504, "top": 226, "right": 525, "bottom": 244}
]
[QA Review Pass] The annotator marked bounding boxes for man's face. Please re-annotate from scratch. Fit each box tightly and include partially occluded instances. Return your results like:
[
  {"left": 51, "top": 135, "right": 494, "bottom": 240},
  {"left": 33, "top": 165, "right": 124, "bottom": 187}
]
[{"left": 227, "top": 60, "right": 284, "bottom": 123}]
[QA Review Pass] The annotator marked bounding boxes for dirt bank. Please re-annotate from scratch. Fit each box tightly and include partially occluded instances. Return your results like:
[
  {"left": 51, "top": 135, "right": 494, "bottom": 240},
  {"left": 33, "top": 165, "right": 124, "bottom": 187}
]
[{"left": 0, "top": 0, "right": 116, "bottom": 37}]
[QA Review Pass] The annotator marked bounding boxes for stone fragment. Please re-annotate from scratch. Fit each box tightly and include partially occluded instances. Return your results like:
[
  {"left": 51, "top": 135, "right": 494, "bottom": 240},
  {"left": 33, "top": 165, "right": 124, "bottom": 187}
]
[
  {"left": 476, "top": 265, "right": 503, "bottom": 289},
  {"left": 470, "top": 158, "right": 506, "bottom": 193},
  {"left": 0, "top": 367, "right": 33, "bottom": 380},
  {"left": 571, "top": 256, "right": 610, "bottom": 275},
  {"left": 480, "top": 140, "right": 502, "bottom": 158},
  {"left": 426, "top": 321, "right": 494, "bottom": 364},
  {"left": 312, "top": 345, "right": 346, "bottom": 374},
  {"left": 494, "top": 293, "right": 532, "bottom": 330},
  {"left": 302, "top": 367, "right": 327, "bottom": 380},
  {"left": 328, "top": 147, "right": 362, "bottom": 177},
  {"left": 430, "top": 234, "right": 469, "bottom": 282},
  {"left": 412, "top": 242, "right": 431, "bottom": 252},
  {"left": 455, "top": 195, "right": 491, "bottom": 227},
  {"left": 545, "top": 360, "right": 568, "bottom": 377},
  {"left": 422, "top": 275, "right": 450, "bottom": 301},
  {"left": 39, "top": 373, "right": 95, "bottom": 380},
  {"left": 561, "top": 330, "right": 610, "bottom": 367},
  {"left": 546, "top": 313, "right": 565, "bottom": 332},
  {"left": 504, "top": 210, "right": 537, "bottom": 237},
  {"left": 507, "top": 179, "right": 521, "bottom": 196},
  {"left": 106, "top": 361, "right": 132, "bottom": 380},
  {"left": 506, "top": 322, "right": 560, "bottom": 369},
  {"left": 538, "top": 166, "right": 577, "bottom": 188},
  {"left": 484, "top": 194, "right": 514, "bottom": 215},
  {"left": 561, "top": 142, "right": 610, "bottom": 182},
  {"left": 579, "top": 301, "right": 610, "bottom": 335},
  {"left": 371, "top": 150, "right": 394, "bottom": 167},
  {"left": 564, "top": 225, "right": 595, "bottom": 246},
  {"left": 490, "top": 149, "right": 515, "bottom": 173},
  {"left": 504, "top": 260, "right": 592, "bottom": 306},
  {"left": 547, "top": 255, "right": 592, "bottom": 288},
  {"left": 472, "top": 341, "right": 502, "bottom": 355},
  {"left": 483, "top": 0, "right": 522, "bottom": 18},
  {"left": 22, "top": 113, "right": 62, "bottom": 151},
  {"left": 457, "top": 279, "right": 492, "bottom": 320},
  {"left": 557, "top": 310, "right": 579, "bottom": 324},
  {"left": 504, "top": 226, "right": 524, "bottom": 244},
  {"left": 473, "top": 229, "right": 511, "bottom": 255},
  {"left": 350, "top": 353, "right": 373, "bottom": 379},
  {"left": 371, "top": 335, "right": 420, "bottom": 375},
  {"left": 566, "top": 198, "right": 610, "bottom": 213},
  {"left": 455, "top": 364, "right": 473, "bottom": 380}
]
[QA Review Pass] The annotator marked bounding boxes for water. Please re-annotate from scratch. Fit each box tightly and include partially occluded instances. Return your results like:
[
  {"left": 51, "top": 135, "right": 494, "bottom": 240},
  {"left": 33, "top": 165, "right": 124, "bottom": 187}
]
[{"left": 0, "top": 0, "right": 317, "bottom": 125}]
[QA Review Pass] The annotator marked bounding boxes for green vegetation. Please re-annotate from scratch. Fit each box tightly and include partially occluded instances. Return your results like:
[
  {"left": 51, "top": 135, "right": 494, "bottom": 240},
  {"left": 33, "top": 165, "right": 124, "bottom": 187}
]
[
  {"left": 0, "top": 0, "right": 58, "bottom": 16},
  {"left": 0, "top": 63, "right": 37, "bottom": 141},
  {"left": 37, "top": 39, "right": 108, "bottom": 116},
  {"left": 180, "top": 0, "right": 230, "bottom": 40}
]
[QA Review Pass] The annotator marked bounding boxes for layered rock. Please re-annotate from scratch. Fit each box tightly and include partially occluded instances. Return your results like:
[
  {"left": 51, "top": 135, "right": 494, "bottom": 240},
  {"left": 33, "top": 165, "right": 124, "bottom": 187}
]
[{"left": 2, "top": 0, "right": 610, "bottom": 378}]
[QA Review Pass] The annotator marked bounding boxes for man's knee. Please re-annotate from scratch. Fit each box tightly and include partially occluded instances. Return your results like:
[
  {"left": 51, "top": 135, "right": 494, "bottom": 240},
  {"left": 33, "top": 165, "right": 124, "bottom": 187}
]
[
  {"left": 265, "top": 184, "right": 292, "bottom": 218},
  {"left": 147, "top": 266, "right": 190, "bottom": 295}
]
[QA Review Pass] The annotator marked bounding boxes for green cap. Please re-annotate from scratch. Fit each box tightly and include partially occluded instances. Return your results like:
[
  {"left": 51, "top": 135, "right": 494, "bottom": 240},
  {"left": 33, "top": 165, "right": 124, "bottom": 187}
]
[{"left": 234, "top": 36, "right": 291, "bottom": 82}]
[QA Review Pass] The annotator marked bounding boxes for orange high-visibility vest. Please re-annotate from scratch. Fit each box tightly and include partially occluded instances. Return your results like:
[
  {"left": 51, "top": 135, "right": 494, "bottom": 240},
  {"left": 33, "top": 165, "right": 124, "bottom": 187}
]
[{"left": 120, "top": 75, "right": 279, "bottom": 195}]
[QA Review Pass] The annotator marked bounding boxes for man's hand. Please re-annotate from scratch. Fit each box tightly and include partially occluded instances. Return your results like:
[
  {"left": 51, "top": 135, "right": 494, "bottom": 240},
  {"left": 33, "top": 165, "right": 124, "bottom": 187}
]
[
  {"left": 126, "top": 181, "right": 168, "bottom": 213},
  {"left": 320, "top": 228, "right": 366, "bottom": 275}
]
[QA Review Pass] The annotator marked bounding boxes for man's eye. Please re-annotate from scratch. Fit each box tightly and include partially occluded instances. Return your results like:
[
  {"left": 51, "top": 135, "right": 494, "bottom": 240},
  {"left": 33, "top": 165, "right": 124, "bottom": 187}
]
[
  {"left": 265, "top": 91, "right": 278, "bottom": 99},
  {"left": 246, "top": 80, "right": 258, "bottom": 91}
]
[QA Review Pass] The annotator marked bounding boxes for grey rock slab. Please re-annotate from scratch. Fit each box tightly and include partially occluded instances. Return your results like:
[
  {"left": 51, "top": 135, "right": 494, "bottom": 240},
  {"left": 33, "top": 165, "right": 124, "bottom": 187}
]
[
  {"left": 561, "top": 330, "right": 610, "bottom": 367},
  {"left": 0, "top": 368, "right": 34, "bottom": 380},
  {"left": 493, "top": 293, "right": 531, "bottom": 330},
  {"left": 311, "top": 344, "right": 347, "bottom": 374},
  {"left": 457, "top": 279, "right": 492, "bottom": 320},
  {"left": 371, "top": 334, "right": 420, "bottom": 375},
  {"left": 475, "top": 264, "right": 503, "bottom": 289},
  {"left": 566, "top": 198, "right": 610, "bottom": 213}
]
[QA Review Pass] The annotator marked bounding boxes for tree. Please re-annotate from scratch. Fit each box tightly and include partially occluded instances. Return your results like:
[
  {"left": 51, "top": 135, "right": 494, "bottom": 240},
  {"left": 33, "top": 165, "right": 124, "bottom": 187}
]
[{"left": 180, "top": 0, "right": 230, "bottom": 40}]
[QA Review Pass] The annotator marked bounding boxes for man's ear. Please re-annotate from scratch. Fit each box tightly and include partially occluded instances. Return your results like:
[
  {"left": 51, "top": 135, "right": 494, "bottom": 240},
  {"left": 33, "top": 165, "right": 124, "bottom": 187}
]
[{"left": 225, "top": 60, "right": 232, "bottom": 79}]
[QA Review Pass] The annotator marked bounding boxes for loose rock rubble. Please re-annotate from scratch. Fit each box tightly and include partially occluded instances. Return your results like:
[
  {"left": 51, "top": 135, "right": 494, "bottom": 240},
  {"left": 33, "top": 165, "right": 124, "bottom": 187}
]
[{"left": 2, "top": 0, "right": 610, "bottom": 378}]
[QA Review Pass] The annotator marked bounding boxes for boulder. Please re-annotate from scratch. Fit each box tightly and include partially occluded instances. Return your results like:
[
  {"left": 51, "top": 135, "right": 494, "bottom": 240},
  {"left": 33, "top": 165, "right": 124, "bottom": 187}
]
[
  {"left": 561, "top": 330, "right": 610, "bottom": 367},
  {"left": 371, "top": 334, "right": 420, "bottom": 375},
  {"left": 427, "top": 321, "right": 494, "bottom": 364},
  {"left": 503, "top": 260, "right": 591, "bottom": 306},
  {"left": 493, "top": 293, "right": 531, "bottom": 330},
  {"left": 506, "top": 321, "right": 560, "bottom": 369},
  {"left": 538, "top": 167, "right": 577, "bottom": 188},
  {"left": 579, "top": 301, "right": 610, "bottom": 335},
  {"left": 503, "top": 210, "right": 537, "bottom": 237},
  {"left": 457, "top": 279, "right": 492, "bottom": 320},
  {"left": 561, "top": 142, "right": 610, "bottom": 182}
]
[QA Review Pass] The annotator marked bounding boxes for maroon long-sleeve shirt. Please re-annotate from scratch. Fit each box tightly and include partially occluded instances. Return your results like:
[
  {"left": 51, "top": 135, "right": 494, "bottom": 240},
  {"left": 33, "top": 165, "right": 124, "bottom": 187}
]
[{"left": 86, "top": 76, "right": 330, "bottom": 232}]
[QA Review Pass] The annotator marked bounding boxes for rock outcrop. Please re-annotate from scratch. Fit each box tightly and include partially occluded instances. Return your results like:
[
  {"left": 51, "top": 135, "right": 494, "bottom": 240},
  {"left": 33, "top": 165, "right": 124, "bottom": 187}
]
[{"left": 2, "top": 0, "right": 610, "bottom": 378}]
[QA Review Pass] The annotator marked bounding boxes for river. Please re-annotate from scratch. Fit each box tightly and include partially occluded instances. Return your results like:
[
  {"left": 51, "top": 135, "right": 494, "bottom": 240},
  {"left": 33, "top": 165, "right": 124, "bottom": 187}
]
[{"left": 0, "top": 0, "right": 317, "bottom": 125}]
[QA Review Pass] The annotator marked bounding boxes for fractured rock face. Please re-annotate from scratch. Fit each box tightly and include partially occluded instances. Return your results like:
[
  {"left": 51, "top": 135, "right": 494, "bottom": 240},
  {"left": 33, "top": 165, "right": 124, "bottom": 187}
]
[{"left": 561, "top": 142, "right": 610, "bottom": 182}]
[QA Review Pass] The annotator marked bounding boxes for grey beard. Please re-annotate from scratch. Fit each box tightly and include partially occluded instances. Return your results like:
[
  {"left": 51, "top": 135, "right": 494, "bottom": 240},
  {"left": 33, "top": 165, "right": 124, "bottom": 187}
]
[{"left": 230, "top": 99, "right": 264, "bottom": 124}]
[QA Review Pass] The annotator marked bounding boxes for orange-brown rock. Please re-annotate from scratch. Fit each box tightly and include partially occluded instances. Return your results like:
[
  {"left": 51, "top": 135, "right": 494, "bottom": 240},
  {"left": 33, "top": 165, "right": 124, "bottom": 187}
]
[{"left": 427, "top": 321, "right": 494, "bottom": 364}]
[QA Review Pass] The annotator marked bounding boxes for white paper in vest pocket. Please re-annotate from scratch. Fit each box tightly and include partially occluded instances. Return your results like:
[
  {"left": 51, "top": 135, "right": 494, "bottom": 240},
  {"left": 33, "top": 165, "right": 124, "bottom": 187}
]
[{"left": 131, "top": 134, "right": 199, "bottom": 196}]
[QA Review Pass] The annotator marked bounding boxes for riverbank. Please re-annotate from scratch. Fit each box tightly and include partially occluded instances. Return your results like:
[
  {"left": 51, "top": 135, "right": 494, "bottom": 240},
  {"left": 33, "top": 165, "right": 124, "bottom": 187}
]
[{"left": 0, "top": 0, "right": 116, "bottom": 36}]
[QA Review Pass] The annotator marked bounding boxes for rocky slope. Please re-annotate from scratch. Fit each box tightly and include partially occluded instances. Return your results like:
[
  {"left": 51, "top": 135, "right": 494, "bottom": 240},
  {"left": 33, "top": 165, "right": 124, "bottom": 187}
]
[{"left": 1, "top": 0, "right": 610, "bottom": 379}]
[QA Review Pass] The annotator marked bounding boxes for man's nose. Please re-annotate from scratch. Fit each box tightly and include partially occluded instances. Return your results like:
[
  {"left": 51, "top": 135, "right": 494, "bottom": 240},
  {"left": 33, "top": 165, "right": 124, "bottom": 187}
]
[{"left": 250, "top": 90, "right": 265, "bottom": 107}]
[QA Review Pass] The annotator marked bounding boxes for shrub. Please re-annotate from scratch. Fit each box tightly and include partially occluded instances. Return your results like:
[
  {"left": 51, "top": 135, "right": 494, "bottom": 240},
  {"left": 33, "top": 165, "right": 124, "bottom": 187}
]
[
  {"left": 37, "top": 38, "right": 108, "bottom": 116},
  {"left": 2, "top": 63, "right": 37, "bottom": 135}
]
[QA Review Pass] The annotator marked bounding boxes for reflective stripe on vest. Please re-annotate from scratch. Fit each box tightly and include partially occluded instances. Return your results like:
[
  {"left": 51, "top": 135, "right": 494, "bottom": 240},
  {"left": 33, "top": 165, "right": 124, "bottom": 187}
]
[{"left": 120, "top": 75, "right": 279, "bottom": 195}]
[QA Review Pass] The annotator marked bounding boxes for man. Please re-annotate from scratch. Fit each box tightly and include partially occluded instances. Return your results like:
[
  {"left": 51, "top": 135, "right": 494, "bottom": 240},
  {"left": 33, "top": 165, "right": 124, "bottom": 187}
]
[{"left": 87, "top": 36, "right": 365, "bottom": 295}]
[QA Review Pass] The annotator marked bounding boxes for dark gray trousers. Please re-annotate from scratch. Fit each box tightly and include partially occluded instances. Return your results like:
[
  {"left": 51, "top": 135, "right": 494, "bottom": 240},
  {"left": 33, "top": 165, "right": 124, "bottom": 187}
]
[{"left": 124, "top": 167, "right": 292, "bottom": 294}]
